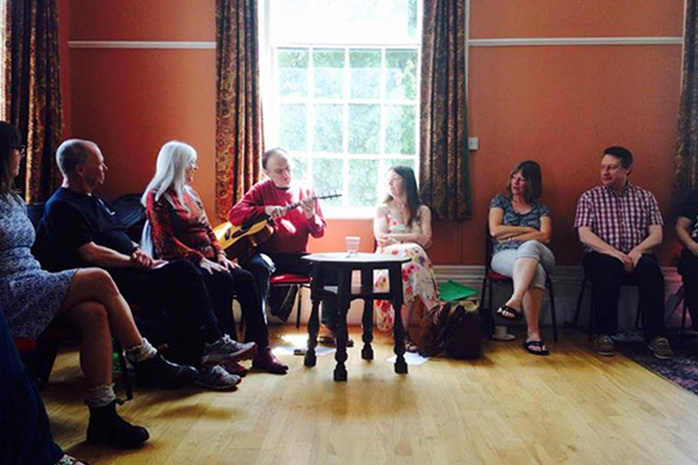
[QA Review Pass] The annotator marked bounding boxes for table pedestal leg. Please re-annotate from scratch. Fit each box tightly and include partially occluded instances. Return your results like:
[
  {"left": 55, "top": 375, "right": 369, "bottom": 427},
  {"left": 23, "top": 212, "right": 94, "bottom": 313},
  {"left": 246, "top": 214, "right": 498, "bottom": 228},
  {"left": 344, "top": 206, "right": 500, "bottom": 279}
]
[
  {"left": 333, "top": 268, "right": 351, "bottom": 382},
  {"left": 361, "top": 269, "right": 374, "bottom": 360},
  {"left": 304, "top": 298, "right": 320, "bottom": 367},
  {"left": 389, "top": 264, "right": 408, "bottom": 374}
]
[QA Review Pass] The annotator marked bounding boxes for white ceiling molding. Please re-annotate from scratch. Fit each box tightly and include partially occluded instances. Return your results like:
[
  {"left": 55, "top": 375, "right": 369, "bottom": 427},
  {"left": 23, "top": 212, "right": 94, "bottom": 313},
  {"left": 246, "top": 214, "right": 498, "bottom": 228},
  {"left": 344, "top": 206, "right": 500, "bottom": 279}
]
[
  {"left": 69, "top": 41, "right": 215, "bottom": 49},
  {"left": 469, "top": 36, "right": 682, "bottom": 47}
]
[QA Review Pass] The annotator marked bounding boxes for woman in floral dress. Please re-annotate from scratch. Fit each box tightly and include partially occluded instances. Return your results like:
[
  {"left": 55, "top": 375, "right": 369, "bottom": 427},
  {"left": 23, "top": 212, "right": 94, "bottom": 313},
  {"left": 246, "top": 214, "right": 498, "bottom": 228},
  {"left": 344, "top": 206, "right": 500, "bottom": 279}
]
[{"left": 373, "top": 166, "right": 439, "bottom": 351}]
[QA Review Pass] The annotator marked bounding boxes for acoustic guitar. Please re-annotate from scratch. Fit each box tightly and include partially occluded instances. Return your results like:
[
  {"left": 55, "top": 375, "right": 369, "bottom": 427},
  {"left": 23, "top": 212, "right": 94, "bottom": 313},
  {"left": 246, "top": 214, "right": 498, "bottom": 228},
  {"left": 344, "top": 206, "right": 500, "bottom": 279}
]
[{"left": 213, "top": 191, "right": 341, "bottom": 260}]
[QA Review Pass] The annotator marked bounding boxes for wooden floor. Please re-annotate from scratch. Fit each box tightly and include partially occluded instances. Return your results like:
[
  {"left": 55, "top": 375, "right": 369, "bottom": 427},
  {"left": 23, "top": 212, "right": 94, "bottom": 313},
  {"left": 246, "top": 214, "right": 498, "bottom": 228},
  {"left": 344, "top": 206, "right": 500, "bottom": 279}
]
[{"left": 43, "top": 328, "right": 698, "bottom": 465}]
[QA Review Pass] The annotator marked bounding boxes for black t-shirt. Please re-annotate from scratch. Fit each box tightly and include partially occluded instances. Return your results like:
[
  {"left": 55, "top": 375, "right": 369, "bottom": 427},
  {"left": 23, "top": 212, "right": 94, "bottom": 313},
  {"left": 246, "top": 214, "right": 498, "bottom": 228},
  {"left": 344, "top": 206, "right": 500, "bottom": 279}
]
[
  {"left": 36, "top": 187, "right": 136, "bottom": 270},
  {"left": 679, "top": 188, "right": 698, "bottom": 243}
]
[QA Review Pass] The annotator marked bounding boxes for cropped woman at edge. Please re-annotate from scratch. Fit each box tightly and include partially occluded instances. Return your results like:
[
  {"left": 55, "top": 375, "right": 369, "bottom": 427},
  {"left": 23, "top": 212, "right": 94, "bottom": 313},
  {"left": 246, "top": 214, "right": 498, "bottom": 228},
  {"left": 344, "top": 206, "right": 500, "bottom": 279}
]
[{"left": 0, "top": 121, "right": 198, "bottom": 449}]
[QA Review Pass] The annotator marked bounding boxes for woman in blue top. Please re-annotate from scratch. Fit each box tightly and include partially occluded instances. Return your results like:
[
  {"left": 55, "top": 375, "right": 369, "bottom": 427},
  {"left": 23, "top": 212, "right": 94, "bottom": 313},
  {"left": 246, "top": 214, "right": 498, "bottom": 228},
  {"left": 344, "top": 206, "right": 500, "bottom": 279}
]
[{"left": 488, "top": 161, "right": 555, "bottom": 355}]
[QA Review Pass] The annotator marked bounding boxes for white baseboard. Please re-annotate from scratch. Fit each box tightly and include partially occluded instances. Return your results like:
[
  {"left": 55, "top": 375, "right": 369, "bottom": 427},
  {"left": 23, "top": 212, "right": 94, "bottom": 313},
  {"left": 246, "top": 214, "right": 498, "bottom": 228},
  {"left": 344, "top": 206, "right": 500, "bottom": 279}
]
[{"left": 256, "top": 265, "right": 686, "bottom": 329}]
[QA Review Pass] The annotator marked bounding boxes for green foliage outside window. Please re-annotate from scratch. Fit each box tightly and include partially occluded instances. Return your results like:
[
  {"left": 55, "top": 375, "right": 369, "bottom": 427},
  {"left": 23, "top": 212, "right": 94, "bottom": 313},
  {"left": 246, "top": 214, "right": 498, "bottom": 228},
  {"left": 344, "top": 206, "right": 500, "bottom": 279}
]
[
  {"left": 312, "top": 158, "right": 343, "bottom": 206},
  {"left": 348, "top": 104, "right": 380, "bottom": 154},
  {"left": 279, "top": 104, "right": 307, "bottom": 151}
]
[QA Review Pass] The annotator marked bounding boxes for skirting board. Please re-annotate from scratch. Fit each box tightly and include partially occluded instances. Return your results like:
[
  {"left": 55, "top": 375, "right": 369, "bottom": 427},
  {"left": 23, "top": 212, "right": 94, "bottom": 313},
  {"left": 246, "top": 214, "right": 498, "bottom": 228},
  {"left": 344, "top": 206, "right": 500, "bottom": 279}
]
[{"left": 251, "top": 265, "right": 686, "bottom": 329}]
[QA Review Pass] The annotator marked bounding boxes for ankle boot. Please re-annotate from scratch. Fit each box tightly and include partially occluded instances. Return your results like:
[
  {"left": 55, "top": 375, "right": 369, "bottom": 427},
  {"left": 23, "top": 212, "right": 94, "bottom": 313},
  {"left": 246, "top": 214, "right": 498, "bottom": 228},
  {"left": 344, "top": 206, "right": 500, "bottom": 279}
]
[
  {"left": 134, "top": 353, "right": 198, "bottom": 389},
  {"left": 87, "top": 401, "right": 149, "bottom": 448}
]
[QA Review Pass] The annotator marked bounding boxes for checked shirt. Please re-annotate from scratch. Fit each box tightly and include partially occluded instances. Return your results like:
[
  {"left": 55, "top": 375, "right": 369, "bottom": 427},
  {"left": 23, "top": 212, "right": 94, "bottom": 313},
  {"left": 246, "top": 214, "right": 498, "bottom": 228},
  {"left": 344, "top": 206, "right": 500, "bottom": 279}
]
[{"left": 574, "top": 183, "right": 663, "bottom": 254}]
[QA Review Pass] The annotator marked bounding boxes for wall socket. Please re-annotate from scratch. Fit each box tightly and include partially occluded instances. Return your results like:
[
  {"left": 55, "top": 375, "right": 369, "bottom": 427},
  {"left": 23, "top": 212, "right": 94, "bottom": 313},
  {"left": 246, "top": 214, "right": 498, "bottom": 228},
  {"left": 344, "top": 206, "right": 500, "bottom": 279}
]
[{"left": 468, "top": 137, "right": 479, "bottom": 151}]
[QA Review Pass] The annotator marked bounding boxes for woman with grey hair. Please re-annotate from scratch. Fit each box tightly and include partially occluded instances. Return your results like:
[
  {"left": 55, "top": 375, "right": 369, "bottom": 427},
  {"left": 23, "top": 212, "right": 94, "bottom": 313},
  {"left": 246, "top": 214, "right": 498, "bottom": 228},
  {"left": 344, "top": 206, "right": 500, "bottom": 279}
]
[{"left": 143, "top": 141, "right": 288, "bottom": 376}]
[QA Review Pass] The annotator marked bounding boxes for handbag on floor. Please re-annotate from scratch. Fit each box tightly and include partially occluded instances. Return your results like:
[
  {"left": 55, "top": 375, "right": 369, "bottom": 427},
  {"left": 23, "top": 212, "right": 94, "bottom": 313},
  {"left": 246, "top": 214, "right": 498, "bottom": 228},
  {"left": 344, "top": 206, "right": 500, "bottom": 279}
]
[{"left": 426, "top": 301, "right": 483, "bottom": 360}]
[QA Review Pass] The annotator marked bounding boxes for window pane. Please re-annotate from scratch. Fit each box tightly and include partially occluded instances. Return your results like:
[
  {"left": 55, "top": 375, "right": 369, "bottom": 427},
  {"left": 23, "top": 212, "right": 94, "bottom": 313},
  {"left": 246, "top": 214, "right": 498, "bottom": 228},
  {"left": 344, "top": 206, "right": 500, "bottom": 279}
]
[
  {"left": 349, "top": 159, "right": 379, "bottom": 207},
  {"left": 290, "top": 155, "right": 308, "bottom": 184},
  {"left": 312, "top": 158, "right": 343, "bottom": 206},
  {"left": 385, "top": 158, "right": 416, "bottom": 173},
  {"left": 385, "top": 49, "right": 418, "bottom": 101},
  {"left": 279, "top": 104, "right": 307, "bottom": 151},
  {"left": 278, "top": 48, "right": 309, "bottom": 98},
  {"left": 313, "top": 49, "right": 344, "bottom": 99},
  {"left": 385, "top": 105, "right": 416, "bottom": 154},
  {"left": 348, "top": 104, "right": 379, "bottom": 154},
  {"left": 313, "top": 104, "right": 343, "bottom": 152},
  {"left": 270, "top": 0, "right": 420, "bottom": 45},
  {"left": 349, "top": 49, "right": 380, "bottom": 99}
]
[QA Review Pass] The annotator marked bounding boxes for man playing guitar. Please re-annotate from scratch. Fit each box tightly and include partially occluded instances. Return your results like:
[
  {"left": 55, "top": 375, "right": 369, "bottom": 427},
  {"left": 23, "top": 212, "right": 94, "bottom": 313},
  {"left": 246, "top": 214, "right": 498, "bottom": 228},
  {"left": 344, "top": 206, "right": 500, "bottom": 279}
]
[{"left": 228, "top": 147, "right": 344, "bottom": 345}]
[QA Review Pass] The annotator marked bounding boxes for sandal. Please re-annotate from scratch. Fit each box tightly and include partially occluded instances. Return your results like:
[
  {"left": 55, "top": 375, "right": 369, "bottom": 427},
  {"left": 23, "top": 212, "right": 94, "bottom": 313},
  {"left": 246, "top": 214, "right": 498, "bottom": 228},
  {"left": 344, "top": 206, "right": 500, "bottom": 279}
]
[
  {"left": 523, "top": 339, "right": 550, "bottom": 356},
  {"left": 496, "top": 304, "right": 521, "bottom": 321}
]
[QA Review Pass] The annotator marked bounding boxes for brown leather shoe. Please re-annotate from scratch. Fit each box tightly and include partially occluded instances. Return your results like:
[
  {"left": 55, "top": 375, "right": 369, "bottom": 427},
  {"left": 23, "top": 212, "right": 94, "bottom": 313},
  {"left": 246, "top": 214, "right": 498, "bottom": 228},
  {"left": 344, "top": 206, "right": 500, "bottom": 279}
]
[{"left": 252, "top": 348, "right": 289, "bottom": 375}]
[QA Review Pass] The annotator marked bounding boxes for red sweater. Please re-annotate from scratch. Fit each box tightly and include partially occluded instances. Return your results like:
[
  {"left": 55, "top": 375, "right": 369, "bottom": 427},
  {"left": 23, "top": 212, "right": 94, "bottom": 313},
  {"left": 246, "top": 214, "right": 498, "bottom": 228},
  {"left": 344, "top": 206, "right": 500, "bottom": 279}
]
[
  {"left": 145, "top": 188, "right": 222, "bottom": 263},
  {"left": 228, "top": 179, "right": 326, "bottom": 254}
]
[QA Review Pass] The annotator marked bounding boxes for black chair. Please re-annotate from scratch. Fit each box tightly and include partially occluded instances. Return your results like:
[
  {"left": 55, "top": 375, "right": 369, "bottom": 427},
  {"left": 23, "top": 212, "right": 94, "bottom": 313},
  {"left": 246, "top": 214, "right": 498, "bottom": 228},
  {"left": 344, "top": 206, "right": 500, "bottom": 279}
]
[
  {"left": 479, "top": 228, "right": 558, "bottom": 342},
  {"left": 675, "top": 284, "right": 691, "bottom": 341},
  {"left": 572, "top": 272, "right": 642, "bottom": 342}
]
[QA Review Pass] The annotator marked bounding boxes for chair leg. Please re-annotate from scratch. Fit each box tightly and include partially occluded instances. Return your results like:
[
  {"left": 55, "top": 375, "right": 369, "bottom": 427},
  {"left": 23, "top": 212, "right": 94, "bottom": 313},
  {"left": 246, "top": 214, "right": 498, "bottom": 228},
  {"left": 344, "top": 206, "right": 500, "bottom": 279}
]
[
  {"left": 479, "top": 277, "right": 492, "bottom": 335},
  {"left": 296, "top": 286, "right": 303, "bottom": 329},
  {"left": 547, "top": 278, "right": 558, "bottom": 342},
  {"left": 572, "top": 278, "right": 587, "bottom": 328},
  {"left": 34, "top": 337, "right": 60, "bottom": 390},
  {"left": 114, "top": 340, "right": 133, "bottom": 401},
  {"left": 479, "top": 275, "right": 488, "bottom": 310},
  {"left": 584, "top": 279, "right": 595, "bottom": 342},
  {"left": 634, "top": 296, "right": 642, "bottom": 329},
  {"left": 485, "top": 278, "right": 496, "bottom": 335},
  {"left": 680, "top": 296, "right": 687, "bottom": 344}
]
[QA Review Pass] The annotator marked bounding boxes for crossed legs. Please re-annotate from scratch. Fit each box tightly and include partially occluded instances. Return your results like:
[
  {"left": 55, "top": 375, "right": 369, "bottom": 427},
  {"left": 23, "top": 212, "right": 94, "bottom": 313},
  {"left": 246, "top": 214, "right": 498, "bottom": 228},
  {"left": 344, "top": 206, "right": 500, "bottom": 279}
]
[
  {"left": 58, "top": 268, "right": 142, "bottom": 388},
  {"left": 491, "top": 241, "right": 555, "bottom": 352}
]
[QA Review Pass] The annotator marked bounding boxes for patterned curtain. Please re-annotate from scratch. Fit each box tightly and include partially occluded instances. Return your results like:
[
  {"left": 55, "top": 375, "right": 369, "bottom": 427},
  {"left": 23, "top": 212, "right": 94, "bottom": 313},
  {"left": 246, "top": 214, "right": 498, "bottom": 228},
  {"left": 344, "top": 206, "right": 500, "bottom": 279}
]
[
  {"left": 675, "top": 0, "right": 698, "bottom": 206},
  {"left": 419, "top": 0, "right": 470, "bottom": 221},
  {"left": 215, "top": 0, "right": 264, "bottom": 222},
  {"left": 3, "top": 0, "right": 63, "bottom": 202}
]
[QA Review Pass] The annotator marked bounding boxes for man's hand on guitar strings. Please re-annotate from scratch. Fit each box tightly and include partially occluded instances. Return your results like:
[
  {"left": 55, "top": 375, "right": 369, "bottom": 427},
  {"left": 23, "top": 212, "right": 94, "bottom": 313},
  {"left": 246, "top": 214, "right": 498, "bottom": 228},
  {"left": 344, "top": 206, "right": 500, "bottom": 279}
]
[
  {"left": 265, "top": 205, "right": 285, "bottom": 220},
  {"left": 299, "top": 196, "right": 315, "bottom": 219}
]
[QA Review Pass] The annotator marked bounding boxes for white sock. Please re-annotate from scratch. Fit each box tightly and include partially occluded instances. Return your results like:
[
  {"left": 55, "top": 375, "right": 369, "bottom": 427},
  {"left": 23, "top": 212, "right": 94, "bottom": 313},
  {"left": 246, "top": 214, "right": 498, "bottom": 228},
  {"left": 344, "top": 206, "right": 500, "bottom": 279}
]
[
  {"left": 125, "top": 338, "right": 157, "bottom": 363},
  {"left": 84, "top": 383, "right": 117, "bottom": 408}
]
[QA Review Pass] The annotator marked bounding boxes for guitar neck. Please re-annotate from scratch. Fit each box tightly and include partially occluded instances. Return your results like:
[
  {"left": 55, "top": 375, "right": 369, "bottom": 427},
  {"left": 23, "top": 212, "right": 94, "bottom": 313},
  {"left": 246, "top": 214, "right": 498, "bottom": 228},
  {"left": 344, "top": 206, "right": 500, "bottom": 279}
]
[{"left": 282, "top": 193, "right": 337, "bottom": 212}]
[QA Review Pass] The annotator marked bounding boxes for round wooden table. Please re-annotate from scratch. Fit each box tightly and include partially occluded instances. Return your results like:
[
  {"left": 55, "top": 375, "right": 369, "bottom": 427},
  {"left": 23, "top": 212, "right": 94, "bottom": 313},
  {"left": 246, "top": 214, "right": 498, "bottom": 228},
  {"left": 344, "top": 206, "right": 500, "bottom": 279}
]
[{"left": 301, "top": 252, "right": 410, "bottom": 381}]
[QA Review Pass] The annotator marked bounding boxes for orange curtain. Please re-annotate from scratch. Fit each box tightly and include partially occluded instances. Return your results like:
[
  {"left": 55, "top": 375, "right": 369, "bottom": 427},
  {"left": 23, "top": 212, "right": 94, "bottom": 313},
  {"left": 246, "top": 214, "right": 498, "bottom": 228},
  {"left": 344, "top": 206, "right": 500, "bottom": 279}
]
[
  {"left": 3, "top": 0, "right": 63, "bottom": 202},
  {"left": 215, "top": 0, "right": 264, "bottom": 222},
  {"left": 675, "top": 0, "right": 698, "bottom": 206},
  {"left": 419, "top": 0, "right": 470, "bottom": 221}
]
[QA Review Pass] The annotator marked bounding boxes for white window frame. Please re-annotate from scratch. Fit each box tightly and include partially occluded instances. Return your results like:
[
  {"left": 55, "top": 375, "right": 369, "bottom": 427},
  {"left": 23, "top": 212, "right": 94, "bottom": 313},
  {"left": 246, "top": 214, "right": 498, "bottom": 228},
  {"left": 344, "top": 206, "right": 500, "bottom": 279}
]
[{"left": 259, "top": 0, "right": 422, "bottom": 219}]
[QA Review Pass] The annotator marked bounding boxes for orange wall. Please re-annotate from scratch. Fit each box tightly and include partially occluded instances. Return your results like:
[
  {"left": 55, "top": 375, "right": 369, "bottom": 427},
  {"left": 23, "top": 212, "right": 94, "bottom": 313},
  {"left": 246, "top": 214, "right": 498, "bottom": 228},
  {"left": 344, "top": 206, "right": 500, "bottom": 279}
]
[{"left": 63, "top": 1, "right": 684, "bottom": 265}]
